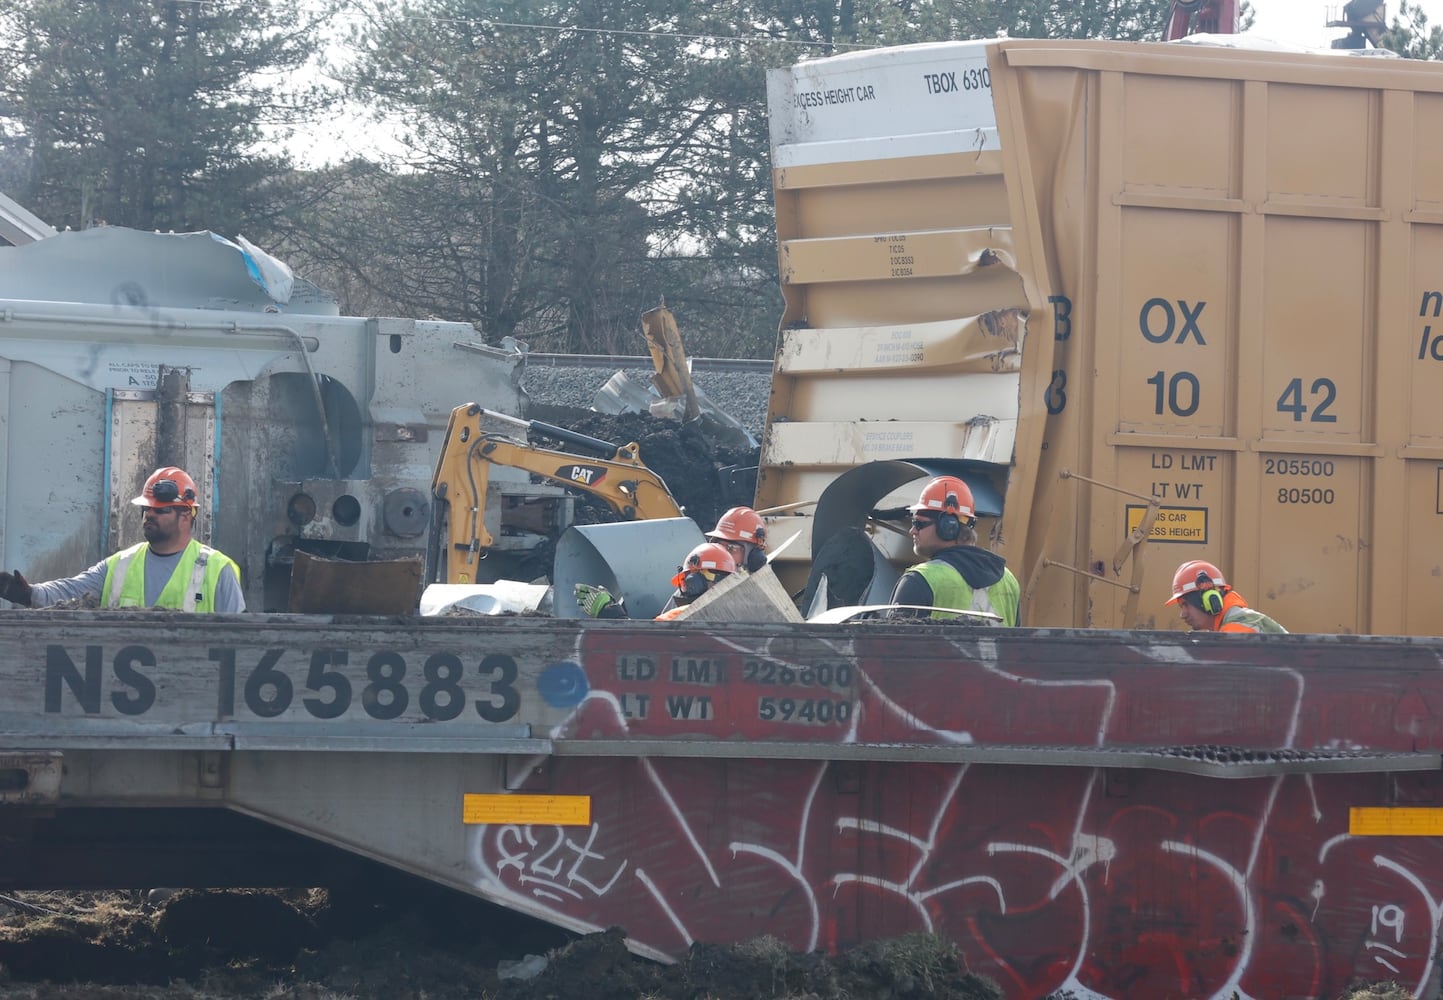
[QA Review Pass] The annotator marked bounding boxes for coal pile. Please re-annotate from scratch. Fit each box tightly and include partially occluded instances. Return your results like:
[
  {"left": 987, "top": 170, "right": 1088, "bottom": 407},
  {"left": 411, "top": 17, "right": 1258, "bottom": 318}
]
[
  {"left": 523, "top": 403, "right": 758, "bottom": 532},
  {"left": 517, "top": 363, "right": 769, "bottom": 532}
]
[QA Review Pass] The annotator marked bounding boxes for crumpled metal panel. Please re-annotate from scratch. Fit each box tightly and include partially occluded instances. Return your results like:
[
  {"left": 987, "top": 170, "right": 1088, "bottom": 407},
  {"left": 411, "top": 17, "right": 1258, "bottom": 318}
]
[
  {"left": 757, "top": 42, "right": 1049, "bottom": 601},
  {"left": 0, "top": 228, "right": 533, "bottom": 611},
  {"left": 0, "top": 227, "right": 327, "bottom": 313},
  {"left": 0, "top": 191, "right": 56, "bottom": 247},
  {"left": 552, "top": 518, "right": 705, "bottom": 620}
]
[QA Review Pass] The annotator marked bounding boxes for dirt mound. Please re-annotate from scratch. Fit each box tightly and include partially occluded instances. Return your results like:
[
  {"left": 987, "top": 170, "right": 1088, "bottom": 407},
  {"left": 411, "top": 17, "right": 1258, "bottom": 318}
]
[
  {"left": 836, "top": 934, "right": 1005, "bottom": 999},
  {"left": 0, "top": 889, "right": 1421, "bottom": 999},
  {"left": 155, "top": 889, "right": 322, "bottom": 964},
  {"left": 500, "top": 927, "right": 659, "bottom": 1000},
  {"left": 0, "top": 890, "right": 1009, "bottom": 1000},
  {"left": 665, "top": 933, "right": 1003, "bottom": 1000},
  {"left": 0, "top": 900, "right": 158, "bottom": 984}
]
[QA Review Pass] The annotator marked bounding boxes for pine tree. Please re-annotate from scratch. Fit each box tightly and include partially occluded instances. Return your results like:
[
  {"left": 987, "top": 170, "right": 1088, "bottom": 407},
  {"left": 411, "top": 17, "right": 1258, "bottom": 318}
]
[{"left": 0, "top": 0, "right": 336, "bottom": 233}]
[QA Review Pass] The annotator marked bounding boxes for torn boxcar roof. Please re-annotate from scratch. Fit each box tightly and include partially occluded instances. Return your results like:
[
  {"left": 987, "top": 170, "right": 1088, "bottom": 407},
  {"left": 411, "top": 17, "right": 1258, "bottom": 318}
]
[
  {"left": 0, "top": 191, "right": 57, "bottom": 247},
  {"left": 0, "top": 226, "right": 338, "bottom": 315}
]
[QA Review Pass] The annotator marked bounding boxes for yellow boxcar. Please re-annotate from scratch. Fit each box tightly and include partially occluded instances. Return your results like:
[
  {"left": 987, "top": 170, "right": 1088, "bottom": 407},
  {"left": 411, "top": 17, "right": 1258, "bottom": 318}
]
[{"left": 758, "top": 38, "right": 1443, "bottom": 635}]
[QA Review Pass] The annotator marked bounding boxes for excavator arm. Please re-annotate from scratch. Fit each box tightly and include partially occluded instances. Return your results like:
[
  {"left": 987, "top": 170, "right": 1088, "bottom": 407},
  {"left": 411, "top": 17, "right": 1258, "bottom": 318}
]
[{"left": 431, "top": 402, "right": 684, "bottom": 584}]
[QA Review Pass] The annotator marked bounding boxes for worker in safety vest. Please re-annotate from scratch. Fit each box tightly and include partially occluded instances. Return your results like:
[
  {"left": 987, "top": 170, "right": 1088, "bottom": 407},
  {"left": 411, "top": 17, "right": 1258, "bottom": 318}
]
[
  {"left": 887, "top": 475, "right": 1020, "bottom": 625},
  {"left": 0, "top": 467, "right": 245, "bottom": 612},
  {"left": 1166, "top": 560, "right": 1286, "bottom": 634},
  {"left": 576, "top": 542, "right": 737, "bottom": 621},
  {"left": 706, "top": 506, "right": 768, "bottom": 573}
]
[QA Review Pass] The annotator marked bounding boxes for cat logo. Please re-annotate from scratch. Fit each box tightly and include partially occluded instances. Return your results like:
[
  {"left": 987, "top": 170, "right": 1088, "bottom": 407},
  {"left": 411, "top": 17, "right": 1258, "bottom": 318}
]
[{"left": 564, "top": 465, "right": 605, "bottom": 486}]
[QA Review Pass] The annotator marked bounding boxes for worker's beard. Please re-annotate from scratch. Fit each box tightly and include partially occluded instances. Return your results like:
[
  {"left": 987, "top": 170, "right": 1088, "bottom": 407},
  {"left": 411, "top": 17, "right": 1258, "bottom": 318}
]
[{"left": 142, "top": 512, "right": 183, "bottom": 551}]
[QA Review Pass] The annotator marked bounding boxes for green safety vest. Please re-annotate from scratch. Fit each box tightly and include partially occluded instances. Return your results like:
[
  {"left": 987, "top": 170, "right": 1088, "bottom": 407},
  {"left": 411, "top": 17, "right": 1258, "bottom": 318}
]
[
  {"left": 1220, "top": 605, "right": 1288, "bottom": 634},
  {"left": 912, "top": 560, "right": 1020, "bottom": 626},
  {"left": 100, "top": 539, "right": 237, "bottom": 612}
]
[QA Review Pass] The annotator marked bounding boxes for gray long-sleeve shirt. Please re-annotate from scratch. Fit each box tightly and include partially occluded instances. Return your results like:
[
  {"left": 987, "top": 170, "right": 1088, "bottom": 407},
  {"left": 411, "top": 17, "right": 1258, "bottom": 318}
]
[{"left": 29, "top": 547, "right": 246, "bottom": 612}]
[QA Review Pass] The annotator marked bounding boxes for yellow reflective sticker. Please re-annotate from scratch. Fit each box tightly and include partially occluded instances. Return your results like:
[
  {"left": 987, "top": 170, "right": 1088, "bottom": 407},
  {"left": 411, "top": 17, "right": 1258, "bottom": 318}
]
[
  {"left": 463, "top": 793, "right": 591, "bottom": 826},
  {"left": 1126, "top": 504, "right": 1208, "bottom": 544},
  {"left": 1349, "top": 807, "right": 1443, "bottom": 836}
]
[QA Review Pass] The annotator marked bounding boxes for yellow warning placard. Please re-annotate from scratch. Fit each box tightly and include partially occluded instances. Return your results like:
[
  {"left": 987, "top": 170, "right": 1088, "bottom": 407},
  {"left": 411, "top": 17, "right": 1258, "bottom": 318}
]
[
  {"left": 463, "top": 794, "right": 592, "bottom": 826},
  {"left": 1349, "top": 807, "right": 1443, "bottom": 836},
  {"left": 1125, "top": 504, "right": 1207, "bottom": 544}
]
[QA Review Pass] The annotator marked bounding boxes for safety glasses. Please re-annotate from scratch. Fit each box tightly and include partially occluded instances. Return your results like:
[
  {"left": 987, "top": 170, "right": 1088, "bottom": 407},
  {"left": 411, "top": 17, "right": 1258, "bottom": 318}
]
[{"left": 910, "top": 517, "right": 936, "bottom": 531}]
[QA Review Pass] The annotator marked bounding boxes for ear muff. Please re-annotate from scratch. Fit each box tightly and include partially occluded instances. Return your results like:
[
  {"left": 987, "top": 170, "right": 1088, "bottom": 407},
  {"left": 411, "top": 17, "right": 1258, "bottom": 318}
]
[
  {"left": 679, "top": 571, "right": 710, "bottom": 599},
  {"left": 744, "top": 546, "right": 767, "bottom": 573},
  {"left": 1195, "top": 570, "right": 1224, "bottom": 614},
  {"left": 1200, "top": 587, "right": 1223, "bottom": 615},
  {"left": 936, "top": 511, "right": 961, "bottom": 542},
  {"left": 934, "top": 489, "right": 964, "bottom": 541}
]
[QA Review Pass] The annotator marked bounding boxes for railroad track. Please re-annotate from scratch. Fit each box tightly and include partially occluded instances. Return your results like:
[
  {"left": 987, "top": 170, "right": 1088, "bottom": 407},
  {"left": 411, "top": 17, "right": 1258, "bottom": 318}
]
[{"left": 525, "top": 353, "right": 773, "bottom": 375}]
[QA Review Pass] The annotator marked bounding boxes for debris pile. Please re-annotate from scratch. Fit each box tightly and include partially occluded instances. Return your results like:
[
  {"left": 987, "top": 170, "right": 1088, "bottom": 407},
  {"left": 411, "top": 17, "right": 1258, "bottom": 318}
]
[
  {"left": 0, "top": 888, "right": 1008, "bottom": 1000},
  {"left": 523, "top": 402, "right": 760, "bottom": 533}
]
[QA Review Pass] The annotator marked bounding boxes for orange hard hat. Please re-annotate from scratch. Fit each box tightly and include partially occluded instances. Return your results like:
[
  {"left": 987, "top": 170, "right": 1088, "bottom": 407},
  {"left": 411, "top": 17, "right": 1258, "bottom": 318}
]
[
  {"left": 907, "top": 476, "right": 975, "bottom": 521},
  {"left": 132, "top": 467, "right": 199, "bottom": 510},
  {"left": 670, "top": 541, "right": 737, "bottom": 595},
  {"left": 706, "top": 506, "right": 767, "bottom": 548},
  {"left": 1166, "top": 560, "right": 1229, "bottom": 606},
  {"left": 679, "top": 542, "right": 737, "bottom": 577}
]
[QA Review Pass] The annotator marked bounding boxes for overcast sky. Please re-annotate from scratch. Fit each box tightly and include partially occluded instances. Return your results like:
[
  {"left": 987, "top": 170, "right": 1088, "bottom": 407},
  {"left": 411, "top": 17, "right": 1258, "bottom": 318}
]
[
  {"left": 1247, "top": 0, "right": 1443, "bottom": 47},
  {"left": 288, "top": 4, "right": 1443, "bottom": 167}
]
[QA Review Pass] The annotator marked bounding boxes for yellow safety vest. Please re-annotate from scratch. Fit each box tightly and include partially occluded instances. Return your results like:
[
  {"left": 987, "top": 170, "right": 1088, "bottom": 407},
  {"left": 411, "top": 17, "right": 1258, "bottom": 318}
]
[
  {"left": 912, "top": 560, "right": 1021, "bottom": 626},
  {"left": 100, "top": 539, "right": 237, "bottom": 612}
]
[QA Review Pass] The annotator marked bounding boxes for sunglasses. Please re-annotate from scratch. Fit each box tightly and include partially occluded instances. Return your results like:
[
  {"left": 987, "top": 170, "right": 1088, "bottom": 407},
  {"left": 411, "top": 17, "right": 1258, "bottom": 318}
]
[{"left": 910, "top": 517, "right": 936, "bottom": 530}]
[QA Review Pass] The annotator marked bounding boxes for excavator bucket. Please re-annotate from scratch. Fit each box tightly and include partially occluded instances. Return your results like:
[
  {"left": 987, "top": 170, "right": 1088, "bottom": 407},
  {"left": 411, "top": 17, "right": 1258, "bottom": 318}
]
[{"left": 287, "top": 551, "right": 423, "bottom": 614}]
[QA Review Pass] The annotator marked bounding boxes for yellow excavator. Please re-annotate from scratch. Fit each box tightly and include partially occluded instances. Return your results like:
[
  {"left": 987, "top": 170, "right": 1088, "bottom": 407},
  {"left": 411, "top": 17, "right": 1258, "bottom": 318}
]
[{"left": 430, "top": 402, "right": 684, "bottom": 584}]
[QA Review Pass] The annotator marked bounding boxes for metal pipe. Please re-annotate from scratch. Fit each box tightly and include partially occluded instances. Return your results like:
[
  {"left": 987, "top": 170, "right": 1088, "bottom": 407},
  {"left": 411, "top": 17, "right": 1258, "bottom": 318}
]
[
  {"left": 525, "top": 418, "right": 618, "bottom": 456},
  {"left": 0, "top": 307, "right": 319, "bottom": 351},
  {"left": 211, "top": 389, "right": 223, "bottom": 531},
  {"left": 156, "top": 367, "right": 188, "bottom": 471},
  {"left": 102, "top": 387, "right": 114, "bottom": 552}
]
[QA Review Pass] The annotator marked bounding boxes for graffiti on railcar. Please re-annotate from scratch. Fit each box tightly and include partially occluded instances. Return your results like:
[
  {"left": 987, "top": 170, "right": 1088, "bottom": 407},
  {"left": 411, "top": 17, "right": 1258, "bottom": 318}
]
[
  {"left": 491, "top": 822, "right": 628, "bottom": 905},
  {"left": 468, "top": 630, "right": 1443, "bottom": 999}
]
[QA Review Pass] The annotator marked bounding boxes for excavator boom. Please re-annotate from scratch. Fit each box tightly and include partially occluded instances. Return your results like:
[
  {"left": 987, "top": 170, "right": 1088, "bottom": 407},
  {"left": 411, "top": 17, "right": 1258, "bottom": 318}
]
[{"left": 431, "top": 403, "right": 684, "bottom": 584}]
